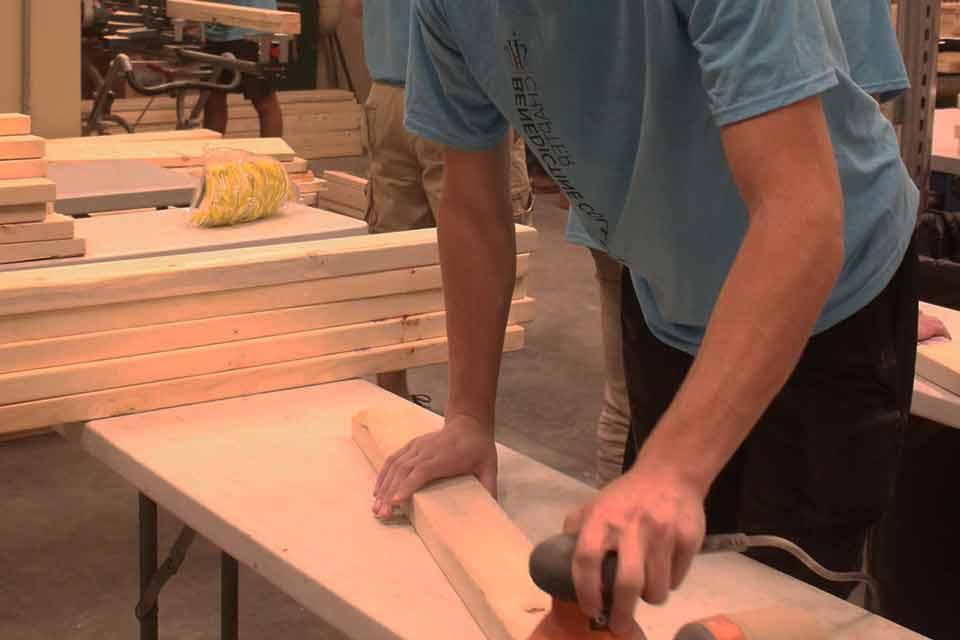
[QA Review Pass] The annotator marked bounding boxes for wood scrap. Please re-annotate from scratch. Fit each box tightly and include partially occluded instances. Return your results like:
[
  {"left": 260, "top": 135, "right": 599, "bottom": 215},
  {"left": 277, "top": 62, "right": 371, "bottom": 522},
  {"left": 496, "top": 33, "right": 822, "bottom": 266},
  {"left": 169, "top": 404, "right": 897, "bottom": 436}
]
[
  {"left": 0, "top": 328, "right": 525, "bottom": 436},
  {"left": 45, "top": 137, "right": 295, "bottom": 166},
  {"left": 165, "top": 0, "right": 301, "bottom": 35},
  {"left": 0, "top": 158, "right": 47, "bottom": 180},
  {"left": 0, "top": 113, "right": 31, "bottom": 136},
  {"left": 0, "top": 226, "right": 537, "bottom": 316},
  {"left": 0, "top": 178, "right": 56, "bottom": 207},
  {"left": 0, "top": 238, "right": 85, "bottom": 265},
  {"left": 353, "top": 404, "right": 549, "bottom": 640},
  {"left": 0, "top": 135, "right": 45, "bottom": 161},
  {"left": 0, "top": 203, "right": 50, "bottom": 225},
  {"left": 0, "top": 213, "right": 73, "bottom": 245}
]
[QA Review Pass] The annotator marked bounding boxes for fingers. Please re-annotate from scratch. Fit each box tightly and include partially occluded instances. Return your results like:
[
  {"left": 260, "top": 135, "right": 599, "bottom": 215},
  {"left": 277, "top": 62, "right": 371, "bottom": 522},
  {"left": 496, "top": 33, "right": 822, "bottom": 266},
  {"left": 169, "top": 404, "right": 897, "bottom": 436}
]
[
  {"left": 609, "top": 524, "right": 644, "bottom": 635},
  {"left": 641, "top": 526, "right": 672, "bottom": 605},
  {"left": 572, "top": 516, "right": 611, "bottom": 620},
  {"left": 563, "top": 506, "right": 587, "bottom": 535},
  {"left": 670, "top": 522, "right": 703, "bottom": 590}
]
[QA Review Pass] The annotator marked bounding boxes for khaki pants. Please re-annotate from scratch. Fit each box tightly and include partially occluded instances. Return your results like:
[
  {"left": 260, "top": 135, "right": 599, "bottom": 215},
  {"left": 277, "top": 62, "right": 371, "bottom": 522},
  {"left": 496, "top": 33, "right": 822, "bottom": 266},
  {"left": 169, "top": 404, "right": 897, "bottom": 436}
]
[
  {"left": 362, "top": 81, "right": 533, "bottom": 233},
  {"left": 591, "top": 250, "right": 632, "bottom": 486}
]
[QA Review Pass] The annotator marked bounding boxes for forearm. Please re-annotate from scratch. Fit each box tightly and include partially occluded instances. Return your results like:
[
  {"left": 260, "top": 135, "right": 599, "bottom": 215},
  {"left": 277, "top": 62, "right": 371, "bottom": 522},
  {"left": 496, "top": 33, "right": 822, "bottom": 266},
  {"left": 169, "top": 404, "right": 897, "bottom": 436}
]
[
  {"left": 439, "top": 142, "right": 516, "bottom": 429},
  {"left": 639, "top": 202, "right": 843, "bottom": 493},
  {"left": 342, "top": 0, "right": 362, "bottom": 18}
]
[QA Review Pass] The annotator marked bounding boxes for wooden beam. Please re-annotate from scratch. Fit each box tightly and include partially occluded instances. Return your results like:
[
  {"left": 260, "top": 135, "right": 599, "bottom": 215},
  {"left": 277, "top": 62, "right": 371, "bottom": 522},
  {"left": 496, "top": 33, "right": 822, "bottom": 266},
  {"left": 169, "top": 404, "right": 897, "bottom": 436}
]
[
  {"left": 0, "top": 135, "right": 45, "bottom": 161},
  {"left": 0, "top": 327, "right": 524, "bottom": 435},
  {"left": 0, "top": 114, "right": 30, "bottom": 136},
  {"left": 0, "top": 303, "right": 533, "bottom": 405},
  {"left": 166, "top": 0, "right": 302, "bottom": 34},
  {"left": 44, "top": 137, "right": 294, "bottom": 166},
  {"left": 0, "top": 213, "right": 73, "bottom": 245},
  {"left": 54, "top": 130, "right": 223, "bottom": 145},
  {"left": 0, "top": 157, "right": 47, "bottom": 180},
  {"left": 0, "top": 178, "right": 56, "bottom": 207},
  {"left": 352, "top": 405, "right": 549, "bottom": 640},
  {"left": 0, "top": 226, "right": 537, "bottom": 316},
  {"left": 0, "top": 202, "right": 49, "bottom": 225},
  {"left": 0, "top": 238, "right": 85, "bottom": 265}
]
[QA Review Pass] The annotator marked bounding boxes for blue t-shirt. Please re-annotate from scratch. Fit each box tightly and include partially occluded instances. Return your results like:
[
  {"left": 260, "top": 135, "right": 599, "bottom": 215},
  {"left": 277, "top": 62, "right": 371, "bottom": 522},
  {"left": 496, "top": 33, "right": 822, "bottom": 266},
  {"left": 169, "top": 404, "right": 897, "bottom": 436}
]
[
  {"left": 206, "top": 0, "right": 279, "bottom": 42},
  {"left": 363, "top": 0, "right": 412, "bottom": 85},
  {"left": 833, "top": 0, "right": 909, "bottom": 102},
  {"left": 404, "top": 0, "right": 918, "bottom": 354}
]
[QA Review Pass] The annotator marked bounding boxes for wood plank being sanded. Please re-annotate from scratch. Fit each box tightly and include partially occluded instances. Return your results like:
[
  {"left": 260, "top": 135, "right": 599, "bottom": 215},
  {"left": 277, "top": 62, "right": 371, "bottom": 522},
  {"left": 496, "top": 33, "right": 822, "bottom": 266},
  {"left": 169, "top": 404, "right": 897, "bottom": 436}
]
[
  {"left": 166, "top": 0, "right": 302, "bottom": 35},
  {"left": 352, "top": 406, "right": 551, "bottom": 640}
]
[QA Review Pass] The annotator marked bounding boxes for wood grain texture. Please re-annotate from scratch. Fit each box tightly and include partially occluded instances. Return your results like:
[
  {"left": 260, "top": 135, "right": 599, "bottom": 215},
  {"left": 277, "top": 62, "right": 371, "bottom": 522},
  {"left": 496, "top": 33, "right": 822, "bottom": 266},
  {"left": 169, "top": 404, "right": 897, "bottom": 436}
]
[
  {"left": 0, "top": 303, "right": 533, "bottom": 405},
  {"left": 0, "top": 226, "right": 536, "bottom": 316},
  {"left": 0, "top": 238, "right": 84, "bottom": 265},
  {"left": 0, "top": 134, "right": 45, "bottom": 160},
  {"left": 0, "top": 213, "right": 73, "bottom": 245},
  {"left": 352, "top": 405, "right": 549, "bottom": 640},
  {"left": 0, "top": 113, "right": 30, "bottom": 136},
  {"left": 0, "top": 202, "right": 49, "bottom": 224},
  {"left": 0, "top": 157, "right": 46, "bottom": 180},
  {"left": 166, "top": 0, "right": 302, "bottom": 34},
  {"left": 45, "top": 137, "right": 294, "bottom": 166},
  {"left": 0, "top": 327, "right": 524, "bottom": 434},
  {"left": 0, "top": 177, "right": 56, "bottom": 206}
]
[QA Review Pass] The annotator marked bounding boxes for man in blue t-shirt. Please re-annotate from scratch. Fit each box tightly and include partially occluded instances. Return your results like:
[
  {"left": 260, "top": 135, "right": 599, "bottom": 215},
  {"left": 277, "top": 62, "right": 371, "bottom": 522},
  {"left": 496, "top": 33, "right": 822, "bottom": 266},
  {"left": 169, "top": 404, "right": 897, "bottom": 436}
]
[
  {"left": 372, "top": 2, "right": 918, "bottom": 630},
  {"left": 202, "top": 0, "right": 283, "bottom": 137}
]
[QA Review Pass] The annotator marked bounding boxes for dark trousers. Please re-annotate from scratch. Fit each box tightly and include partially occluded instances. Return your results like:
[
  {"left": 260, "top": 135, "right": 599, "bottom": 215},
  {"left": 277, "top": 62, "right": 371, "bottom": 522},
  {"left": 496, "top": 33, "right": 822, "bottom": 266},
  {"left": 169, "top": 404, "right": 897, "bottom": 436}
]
[{"left": 621, "top": 242, "right": 918, "bottom": 598}]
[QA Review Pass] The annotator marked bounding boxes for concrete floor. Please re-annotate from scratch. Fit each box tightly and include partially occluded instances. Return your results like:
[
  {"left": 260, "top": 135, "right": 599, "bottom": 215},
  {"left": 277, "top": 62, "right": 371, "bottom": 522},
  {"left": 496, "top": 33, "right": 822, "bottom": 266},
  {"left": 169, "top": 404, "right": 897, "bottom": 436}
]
[{"left": 0, "top": 189, "right": 607, "bottom": 639}]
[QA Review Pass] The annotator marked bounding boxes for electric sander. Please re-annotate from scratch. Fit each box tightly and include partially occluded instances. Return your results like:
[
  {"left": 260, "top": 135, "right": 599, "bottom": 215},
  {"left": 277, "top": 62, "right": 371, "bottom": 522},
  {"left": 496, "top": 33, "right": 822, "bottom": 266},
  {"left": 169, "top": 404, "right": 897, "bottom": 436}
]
[{"left": 528, "top": 532, "right": 866, "bottom": 639}]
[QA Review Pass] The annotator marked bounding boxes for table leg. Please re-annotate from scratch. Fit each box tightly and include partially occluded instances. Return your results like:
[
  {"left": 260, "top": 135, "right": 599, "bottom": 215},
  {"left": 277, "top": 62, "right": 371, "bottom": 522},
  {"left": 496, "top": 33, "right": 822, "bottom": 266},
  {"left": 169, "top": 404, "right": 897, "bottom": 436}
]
[
  {"left": 221, "top": 552, "right": 239, "bottom": 640},
  {"left": 138, "top": 493, "right": 158, "bottom": 640}
]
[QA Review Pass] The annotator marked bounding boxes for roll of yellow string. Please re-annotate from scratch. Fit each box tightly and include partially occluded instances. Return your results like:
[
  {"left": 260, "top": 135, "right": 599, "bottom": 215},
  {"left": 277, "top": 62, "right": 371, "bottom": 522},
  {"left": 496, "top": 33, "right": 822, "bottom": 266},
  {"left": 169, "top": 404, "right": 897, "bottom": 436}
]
[{"left": 190, "top": 152, "right": 294, "bottom": 227}]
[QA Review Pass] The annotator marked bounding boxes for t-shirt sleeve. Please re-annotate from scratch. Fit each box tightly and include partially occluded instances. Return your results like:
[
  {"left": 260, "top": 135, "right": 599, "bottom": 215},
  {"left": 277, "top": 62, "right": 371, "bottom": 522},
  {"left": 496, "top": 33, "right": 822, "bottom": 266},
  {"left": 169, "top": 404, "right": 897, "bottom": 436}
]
[
  {"left": 404, "top": 0, "right": 508, "bottom": 151},
  {"left": 833, "top": 0, "right": 908, "bottom": 103},
  {"left": 678, "top": 0, "right": 840, "bottom": 127}
]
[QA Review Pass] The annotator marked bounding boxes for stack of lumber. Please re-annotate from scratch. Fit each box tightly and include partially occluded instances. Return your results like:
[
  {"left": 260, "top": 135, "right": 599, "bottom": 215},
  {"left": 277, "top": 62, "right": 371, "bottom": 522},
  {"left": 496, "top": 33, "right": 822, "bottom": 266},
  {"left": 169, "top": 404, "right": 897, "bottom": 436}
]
[
  {"left": 81, "top": 90, "right": 363, "bottom": 159},
  {"left": 0, "top": 114, "right": 85, "bottom": 265},
  {"left": 165, "top": 0, "right": 302, "bottom": 35},
  {"left": 315, "top": 170, "right": 367, "bottom": 219},
  {"left": 0, "top": 226, "right": 537, "bottom": 438}
]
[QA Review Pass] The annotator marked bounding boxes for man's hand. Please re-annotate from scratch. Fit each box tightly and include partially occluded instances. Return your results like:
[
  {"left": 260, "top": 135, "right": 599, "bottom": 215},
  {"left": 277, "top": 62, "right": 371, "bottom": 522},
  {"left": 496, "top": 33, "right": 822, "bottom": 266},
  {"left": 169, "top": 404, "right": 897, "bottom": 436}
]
[
  {"left": 564, "top": 459, "right": 705, "bottom": 635},
  {"left": 919, "top": 310, "right": 951, "bottom": 342},
  {"left": 372, "top": 415, "right": 498, "bottom": 518}
]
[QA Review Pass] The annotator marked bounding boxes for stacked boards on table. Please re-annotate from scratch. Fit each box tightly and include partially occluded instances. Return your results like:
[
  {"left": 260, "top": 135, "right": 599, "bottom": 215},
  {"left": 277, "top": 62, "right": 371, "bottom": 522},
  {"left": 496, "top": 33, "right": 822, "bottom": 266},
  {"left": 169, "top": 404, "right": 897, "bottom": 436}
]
[
  {"left": 915, "top": 302, "right": 960, "bottom": 426},
  {"left": 0, "top": 114, "right": 85, "bottom": 265},
  {"left": 0, "top": 226, "right": 537, "bottom": 438},
  {"left": 80, "top": 90, "right": 363, "bottom": 159},
  {"left": 315, "top": 170, "right": 367, "bottom": 219}
]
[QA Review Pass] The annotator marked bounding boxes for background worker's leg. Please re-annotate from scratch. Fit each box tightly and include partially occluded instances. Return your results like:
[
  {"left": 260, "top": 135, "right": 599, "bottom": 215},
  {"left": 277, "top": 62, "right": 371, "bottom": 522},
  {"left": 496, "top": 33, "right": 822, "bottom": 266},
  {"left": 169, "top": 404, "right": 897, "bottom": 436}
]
[
  {"left": 252, "top": 91, "right": 283, "bottom": 138},
  {"left": 509, "top": 132, "right": 534, "bottom": 225},
  {"left": 592, "top": 250, "right": 631, "bottom": 486},
  {"left": 203, "top": 90, "right": 229, "bottom": 134}
]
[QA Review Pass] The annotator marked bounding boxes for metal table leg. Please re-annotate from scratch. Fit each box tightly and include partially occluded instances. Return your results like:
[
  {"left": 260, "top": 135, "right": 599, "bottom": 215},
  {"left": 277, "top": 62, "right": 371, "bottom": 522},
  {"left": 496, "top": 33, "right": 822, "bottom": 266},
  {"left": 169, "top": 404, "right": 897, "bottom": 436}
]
[
  {"left": 221, "top": 552, "right": 239, "bottom": 640},
  {"left": 138, "top": 493, "right": 158, "bottom": 640}
]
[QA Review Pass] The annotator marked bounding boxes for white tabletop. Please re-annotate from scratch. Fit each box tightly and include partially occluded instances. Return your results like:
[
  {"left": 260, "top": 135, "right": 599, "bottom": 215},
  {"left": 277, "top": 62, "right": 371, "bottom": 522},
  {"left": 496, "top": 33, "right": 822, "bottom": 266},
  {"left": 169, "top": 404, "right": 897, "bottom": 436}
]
[
  {"left": 60, "top": 381, "right": 923, "bottom": 639},
  {"left": 0, "top": 203, "right": 367, "bottom": 271}
]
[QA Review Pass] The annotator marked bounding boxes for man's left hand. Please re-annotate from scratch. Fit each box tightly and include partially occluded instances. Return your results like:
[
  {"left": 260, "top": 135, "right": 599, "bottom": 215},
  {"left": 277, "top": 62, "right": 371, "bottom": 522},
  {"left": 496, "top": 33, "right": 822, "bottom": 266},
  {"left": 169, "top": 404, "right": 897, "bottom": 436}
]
[{"left": 563, "top": 460, "right": 706, "bottom": 635}]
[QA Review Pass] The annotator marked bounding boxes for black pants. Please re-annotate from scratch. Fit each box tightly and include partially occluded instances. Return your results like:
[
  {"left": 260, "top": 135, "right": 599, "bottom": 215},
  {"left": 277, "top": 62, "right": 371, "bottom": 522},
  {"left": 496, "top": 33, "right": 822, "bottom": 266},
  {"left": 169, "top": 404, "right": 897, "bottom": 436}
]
[{"left": 621, "top": 242, "right": 918, "bottom": 598}]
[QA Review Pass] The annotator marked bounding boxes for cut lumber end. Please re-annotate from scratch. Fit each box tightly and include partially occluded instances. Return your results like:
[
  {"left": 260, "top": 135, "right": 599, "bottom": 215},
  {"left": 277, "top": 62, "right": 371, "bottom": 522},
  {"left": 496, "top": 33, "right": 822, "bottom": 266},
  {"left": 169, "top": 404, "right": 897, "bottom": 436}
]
[{"left": 0, "top": 114, "right": 31, "bottom": 137}]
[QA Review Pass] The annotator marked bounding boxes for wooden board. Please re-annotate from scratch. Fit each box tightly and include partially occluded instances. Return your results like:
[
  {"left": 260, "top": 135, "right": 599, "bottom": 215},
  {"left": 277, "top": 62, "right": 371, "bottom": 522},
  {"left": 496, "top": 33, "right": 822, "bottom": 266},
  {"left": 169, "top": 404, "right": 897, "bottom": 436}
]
[
  {"left": 317, "top": 200, "right": 365, "bottom": 220},
  {"left": 0, "top": 304, "right": 533, "bottom": 405},
  {"left": 912, "top": 375, "right": 960, "bottom": 429},
  {"left": 0, "top": 202, "right": 49, "bottom": 224},
  {"left": 48, "top": 160, "right": 197, "bottom": 216},
  {"left": 0, "top": 213, "right": 73, "bottom": 245},
  {"left": 0, "top": 134, "right": 44, "bottom": 160},
  {"left": 0, "top": 157, "right": 46, "bottom": 180},
  {"left": 45, "top": 137, "right": 295, "bottom": 166},
  {"left": 0, "top": 327, "right": 524, "bottom": 434},
  {"left": 0, "top": 177, "right": 56, "bottom": 206},
  {"left": 916, "top": 302, "right": 960, "bottom": 396},
  {"left": 0, "top": 238, "right": 85, "bottom": 265},
  {"left": 353, "top": 406, "right": 550, "bottom": 640},
  {"left": 324, "top": 170, "right": 367, "bottom": 188},
  {"left": 0, "top": 113, "right": 30, "bottom": 136},
  {"left": 320, "top": 181, "right": 366, "bottom": 211},
  {"left": 0, "top": 225, "right": 537, "bottom": 316},
  {"left": 286, "top": 156, "right": 308, "bottom": 173},
  {"left": 57, "top": 129, "right": 223, "bottom": 144},
  {"left": 166, "top": 0, "right": 301, "bottom": 34},
  {"left": 114, "top": 102, "right": 360, "bottom": 126}
]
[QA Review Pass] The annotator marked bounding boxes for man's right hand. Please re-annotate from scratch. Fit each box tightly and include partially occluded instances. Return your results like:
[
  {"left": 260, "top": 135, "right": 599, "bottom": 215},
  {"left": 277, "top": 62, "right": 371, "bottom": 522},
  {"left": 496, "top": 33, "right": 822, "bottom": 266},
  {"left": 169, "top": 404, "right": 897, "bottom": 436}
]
[{"left": 372, "top": 414, "right": 498, "bottom": 519}]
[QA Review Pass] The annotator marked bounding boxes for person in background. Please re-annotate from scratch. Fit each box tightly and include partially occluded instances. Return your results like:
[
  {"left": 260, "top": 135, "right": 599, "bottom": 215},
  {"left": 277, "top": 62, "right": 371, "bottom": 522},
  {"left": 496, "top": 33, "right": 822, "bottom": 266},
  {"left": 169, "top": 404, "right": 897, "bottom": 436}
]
[
  {"left": 343, "top": 0, "right": 532, "bottom": 401},
  {"left": 203, "top": 0, "right": 284, "bottom": 138}
]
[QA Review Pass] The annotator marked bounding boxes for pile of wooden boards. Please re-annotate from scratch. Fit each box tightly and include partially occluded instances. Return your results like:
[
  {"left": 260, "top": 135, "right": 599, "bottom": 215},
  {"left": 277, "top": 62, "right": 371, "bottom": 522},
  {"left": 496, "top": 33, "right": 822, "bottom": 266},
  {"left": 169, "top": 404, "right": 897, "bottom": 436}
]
[
  {"left": 165, "top": 0, "right": 301, "bottom": 35},
  {"left": 0, "top": 114, "right": 86, "bottom": 265},
  {"left": 81, "top": 90, "right": 363, "bottom": 159},
  {"left": 315, "top": 170, "right": 367, "bottom": 219},
  {"left": 0, "top": 226, "right": 537, "bottom": 438}
]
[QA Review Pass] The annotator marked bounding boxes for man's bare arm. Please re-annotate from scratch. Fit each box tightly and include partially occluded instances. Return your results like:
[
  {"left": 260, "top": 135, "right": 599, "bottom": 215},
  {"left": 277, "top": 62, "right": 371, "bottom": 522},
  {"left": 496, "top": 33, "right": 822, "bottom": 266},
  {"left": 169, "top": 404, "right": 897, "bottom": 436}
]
[{"left": 342, "top": 0, "right": 362, "bottom": 18}]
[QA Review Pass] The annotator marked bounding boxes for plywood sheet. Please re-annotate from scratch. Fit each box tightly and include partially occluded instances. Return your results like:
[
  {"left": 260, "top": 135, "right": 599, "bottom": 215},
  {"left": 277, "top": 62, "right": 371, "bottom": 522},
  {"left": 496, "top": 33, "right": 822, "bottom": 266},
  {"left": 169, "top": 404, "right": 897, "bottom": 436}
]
[
  {"left": 0, "top": 135, "right": 45, "bottom": 161},
  {"left": 0, "top": 213, "right": 73, "bottom": 245},
  {"left": 166, "top": 0, "right": 302, "bottom": 34},
  {"left": 0, "top": 114, "right": 31, "bottom": 136},
  {"left": 0, "top": 238, "right": 85, "bottom": 265},
  {"left": 0, "top": 177, "right": 56, "bottom": 206},
  {"left": 0, "top": 157, "right": 46, "bottom": 180}
]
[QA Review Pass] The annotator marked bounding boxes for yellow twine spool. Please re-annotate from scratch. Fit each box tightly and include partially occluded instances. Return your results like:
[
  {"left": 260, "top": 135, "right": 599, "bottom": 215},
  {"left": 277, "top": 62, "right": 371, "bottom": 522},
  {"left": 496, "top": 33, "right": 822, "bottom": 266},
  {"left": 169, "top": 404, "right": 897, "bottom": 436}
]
[{"left": 191, "top": 155, "right": 293, "bottom": 227}]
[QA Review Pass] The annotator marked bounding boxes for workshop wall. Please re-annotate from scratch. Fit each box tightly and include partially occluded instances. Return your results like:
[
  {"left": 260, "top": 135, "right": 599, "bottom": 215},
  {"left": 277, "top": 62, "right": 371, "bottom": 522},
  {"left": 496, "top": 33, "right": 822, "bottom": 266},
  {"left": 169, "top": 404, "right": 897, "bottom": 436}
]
[{"left": 0, "top": 2, "right": 24, "bottom": 114}]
